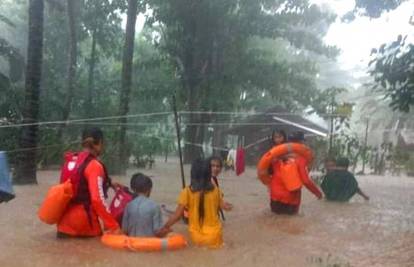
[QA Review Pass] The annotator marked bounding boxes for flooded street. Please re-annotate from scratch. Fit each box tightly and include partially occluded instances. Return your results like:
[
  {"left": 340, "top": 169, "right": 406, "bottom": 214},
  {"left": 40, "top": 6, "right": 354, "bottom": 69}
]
[{"left": 1, "top": 161, "right": 413, "bottom": 267}]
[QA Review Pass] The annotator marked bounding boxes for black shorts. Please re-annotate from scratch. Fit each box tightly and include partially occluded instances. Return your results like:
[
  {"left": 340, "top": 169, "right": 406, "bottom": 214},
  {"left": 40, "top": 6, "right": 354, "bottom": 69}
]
[{"left": 270, "top": 200, "right": 299, "bottom": 215}]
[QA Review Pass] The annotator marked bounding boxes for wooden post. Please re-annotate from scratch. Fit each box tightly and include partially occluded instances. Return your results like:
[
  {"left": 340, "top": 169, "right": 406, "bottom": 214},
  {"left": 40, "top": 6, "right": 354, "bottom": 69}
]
[
  {"left": 361, "top": 118, "right": 369, "bottom": 174},
  {"left": 328, "top": 96, "right": 335, "bottom": 154},
  {"left": 172, "top": 95, "right": 186, "bottom": 188}
]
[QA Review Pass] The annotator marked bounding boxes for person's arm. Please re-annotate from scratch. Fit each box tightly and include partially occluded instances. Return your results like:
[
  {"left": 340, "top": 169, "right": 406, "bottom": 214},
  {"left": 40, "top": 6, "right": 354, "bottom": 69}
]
[
  {"left": 297, "top": 158, "right": 323, "bottom": 199},
  {"left": 159, "top": 187, "right": 188, "bottom": 233},
  {"left": 85, "top": 160, "right": 120, "bottom": 232},
  {"left": 162, "top": 204, "right": 186, "bottom": 230},
  {"left": 356, "top": 187, "right": 369, "bottom": 201},
  {"left": 220, "top": 200, "right": 233, "bottom": 211},
  {"left": 110, "top": 181, "right": 125, "bottom": 190},
  {"left": 348, "top": 173, "right": 369, "bottom": 201},
  {"left": 153, "top": 205, "right": 170, "bottom": 237},
  {"left": 218, "top": 188, "right": 233, "bottom": 211}
]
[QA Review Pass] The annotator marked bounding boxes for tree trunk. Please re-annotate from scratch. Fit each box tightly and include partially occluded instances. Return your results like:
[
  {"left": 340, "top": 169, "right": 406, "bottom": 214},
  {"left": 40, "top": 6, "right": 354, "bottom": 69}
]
[
  {"left": 86, "top": 27, "right": 97, "bottom": 118},
  {"left": 195, "top": 121, "right": 206, "bottom": 157},
  {"left": 14, "top": 0, "right": 44, "bottom": 184},
  {"left": 183, "top": 89, "right": 203, "bottom": 162},
  {"left": 57, "top": 0, "right": 77, "bottom": 140},
  {"left": 212, "top": 125, "right": 224, "bottom": 156},
  {"left": 164, "top": 149, "right": 168, "bottom": 162},
  {"left": 115, "top": 0, "right": 138, "bottom": 174}
]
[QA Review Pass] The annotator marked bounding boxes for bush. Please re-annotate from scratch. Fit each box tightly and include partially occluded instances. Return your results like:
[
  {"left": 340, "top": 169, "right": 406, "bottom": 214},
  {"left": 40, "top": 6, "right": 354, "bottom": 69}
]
[{"left": 405, "top": 154, "right": 414, "bottom": 177}]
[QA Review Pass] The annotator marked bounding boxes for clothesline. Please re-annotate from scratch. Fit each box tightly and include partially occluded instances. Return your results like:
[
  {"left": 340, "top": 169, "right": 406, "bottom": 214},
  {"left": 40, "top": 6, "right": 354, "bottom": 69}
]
[
  {"left": 125, "top": 131, "right": 229, "bottom": 152},
  {"left": 0, "top": 110, "right": 341, "bottom": 129},
  {"left": 0, "top": 112, "right": 172, "bottom": 129},
  {"left": 68, "top": 121, "right": 324, "bottom": 127},
  {"left": 4, "top": 140, "right": 79, "bottom": 154}
]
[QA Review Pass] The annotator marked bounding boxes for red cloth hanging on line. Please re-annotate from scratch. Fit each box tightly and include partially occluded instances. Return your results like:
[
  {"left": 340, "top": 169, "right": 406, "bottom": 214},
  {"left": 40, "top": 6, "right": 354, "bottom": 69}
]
[{"left": 235, "top": 147, "right": 245, "bottom": 176}]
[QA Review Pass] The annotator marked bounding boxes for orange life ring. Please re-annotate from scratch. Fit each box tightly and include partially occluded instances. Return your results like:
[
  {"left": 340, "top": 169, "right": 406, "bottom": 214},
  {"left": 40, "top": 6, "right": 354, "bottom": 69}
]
[
  {"left": 257, "top": 143, "right": 313, "bottom": 185},
  {"left": 38, "top": 180, "right": 73, "bottom": 224},
  {"left": 101, "top": 233, "right": 187, "bottom": 252}
]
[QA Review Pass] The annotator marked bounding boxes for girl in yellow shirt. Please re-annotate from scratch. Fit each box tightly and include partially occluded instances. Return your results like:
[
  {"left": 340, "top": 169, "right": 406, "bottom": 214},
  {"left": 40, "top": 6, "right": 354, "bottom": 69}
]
[{"left": 160, "top": 158, "right": 232, "bottom": 248}]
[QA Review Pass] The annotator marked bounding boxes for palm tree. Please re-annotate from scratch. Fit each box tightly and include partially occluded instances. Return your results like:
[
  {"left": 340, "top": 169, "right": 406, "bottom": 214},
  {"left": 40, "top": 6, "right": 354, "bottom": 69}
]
[
  {"left": 57, "top": 0, "right": 78, "bottom": 140},
  {"left": 0, "top": 16, "right": 24, "bottom": 89},
  {"left": 14, "top": 0, "right": 44, "bottom": 184},
  {"left": 115, "top": 0, "right": 139, "bottom": 174}
]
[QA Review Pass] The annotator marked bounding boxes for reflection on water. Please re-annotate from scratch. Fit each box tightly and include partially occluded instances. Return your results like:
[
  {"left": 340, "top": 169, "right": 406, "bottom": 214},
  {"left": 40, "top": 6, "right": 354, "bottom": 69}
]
[{"left": 0, "top": 164, "right": 413, "bottom": 267}]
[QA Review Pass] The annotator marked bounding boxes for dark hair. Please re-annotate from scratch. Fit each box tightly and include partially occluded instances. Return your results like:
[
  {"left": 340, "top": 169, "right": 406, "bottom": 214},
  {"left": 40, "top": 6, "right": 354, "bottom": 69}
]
[
  {"left": 130, "top": 173, "right": 153, "bottom": 193},
  {"left": 271, "top": 129, "right": 287, "bottom": 145},
  {"left": 81, "top": 127, "right": 104, "bottom": 148},
  {"left": 190, "top": 158, "right": 214, "bottom": 225},
  {"left": 208, "top": 156, "right": 223, "bottom": 168},
  {"left": 288, "top": 131, "right": 305, "bottom": 143},
  {"left": 336, "top": 157, "right": 350, "bottom": 168}
]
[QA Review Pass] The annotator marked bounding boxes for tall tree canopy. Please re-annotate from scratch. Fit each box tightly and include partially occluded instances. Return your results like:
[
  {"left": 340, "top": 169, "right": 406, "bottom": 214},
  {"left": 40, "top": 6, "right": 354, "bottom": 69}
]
[
  {"left": 146, "top": 0, "right": 337, "bottom": 160},
  {"left": 344, "top": 0, "right": 414, "bottom": 112},
  {"left": 1, "top": 0, "right": 341, "bottom": 174}
]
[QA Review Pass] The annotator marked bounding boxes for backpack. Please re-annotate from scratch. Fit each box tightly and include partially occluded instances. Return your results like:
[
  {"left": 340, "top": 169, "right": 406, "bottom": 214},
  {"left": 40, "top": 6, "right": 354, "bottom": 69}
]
[
  {"left": 109, "top": 186, "right": 134, "bottom": 225},
  {"left": 38, "top": 151, "right": 111, "bottom": 225},
  {"left": 60, "top": 151, "right": 93, "bottom": 199},
  {"left": 60, "top": 151, "right": 111, "bottom": 222},
  {"left": 38, "top": 180, "right": 73, "bottom": 224},
  {"left": 279, "top": 157, "right": 302, "bottom": 192}
]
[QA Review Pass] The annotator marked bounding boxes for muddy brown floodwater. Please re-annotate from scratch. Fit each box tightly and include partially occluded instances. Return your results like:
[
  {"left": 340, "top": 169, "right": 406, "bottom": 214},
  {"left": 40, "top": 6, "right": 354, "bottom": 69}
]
[{"left": 1, "top": 160, "right": 413, "bottom": 267}]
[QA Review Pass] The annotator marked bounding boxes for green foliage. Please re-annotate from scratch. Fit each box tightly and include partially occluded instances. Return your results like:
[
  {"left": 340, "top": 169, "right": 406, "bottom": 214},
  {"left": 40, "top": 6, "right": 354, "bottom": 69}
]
[
  {"left": 342, "top": 0, "right": 413, "bottom": 113},
  {"left": 0, "top": 72, "right": 10, "bottom": 91},
  {"left": 406, "top": 154, "right": 414, "bottom": 176},
  {"left": 2, "top": 0, "right": 340, "bottom": 168},
  {"left": 311, "top": 87, "right": 347, "bottom": 116},
  {"left": 0, "top": 16, "right": 25, "bottom": 84},
  {"left": 82, "top": 0, "right": 124, "bottom": 56},
  {"left": 0, "top": 10, "right": 25, "bottom": 165},
  {"left": 147, "top": 0, "right": 338, "bottom": 113},
  {"left": 369, "top": 35, "right": 414, "bottom": 112},
  {"left": 343, "top": 0, "right": 407, "bottom": 21},
  {"left": 0, "top": 14, "right": 16, "bottom": 27}
]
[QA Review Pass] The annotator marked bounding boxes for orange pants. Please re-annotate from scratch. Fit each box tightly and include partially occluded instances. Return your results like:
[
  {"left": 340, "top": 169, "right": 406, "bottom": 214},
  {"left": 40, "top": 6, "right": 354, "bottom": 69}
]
[{"left": 57, "top": 204, "right": 102, "bottom": 237}]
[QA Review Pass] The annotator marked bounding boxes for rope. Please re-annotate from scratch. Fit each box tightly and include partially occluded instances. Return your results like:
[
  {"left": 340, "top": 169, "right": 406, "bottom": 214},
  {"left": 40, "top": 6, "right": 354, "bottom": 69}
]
[
  {"left": 0, "top": 112, "right": 172, "bottom": 129},
  {"left": 181, "top": 141, "right": 228, "bottom": 152},
  {"left": 178, "top": 110, "right": 342, "bottom": 117},
  {"left": 70, "top": 121, "right": 325, "bottom": 127},
  {"left": 126, "top": 131, "right": 230, "bottom": 152},
  {"left": 71, "top": 122, "right": 162, "bottom": 126},
  {"left": 244, "top": 137, "right": 269, "bottom": 150},
  {"left": 4, "top": 140, "right": 79, "bottom": 154},
  {"left": 0, "top": 110, "right": 342, "bottom": 129}
]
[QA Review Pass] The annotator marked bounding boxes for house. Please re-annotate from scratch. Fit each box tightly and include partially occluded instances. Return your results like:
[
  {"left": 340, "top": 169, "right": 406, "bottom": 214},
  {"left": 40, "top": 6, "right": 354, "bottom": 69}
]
[{"left": 218, "top": 106, "right": 328, "bottom": 165}]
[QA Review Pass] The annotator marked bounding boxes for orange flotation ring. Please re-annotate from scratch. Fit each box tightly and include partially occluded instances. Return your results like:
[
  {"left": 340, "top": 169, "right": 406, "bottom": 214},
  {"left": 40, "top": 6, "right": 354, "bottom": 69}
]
[
  {"left": 257, "top": 143, "right": 313, "bottom": 185},
  {"left": 38, "top": 180, "right": 73, "bottom": 224},
  {"left": 101, "top": 234, "right": 187, "bottom": 252}
]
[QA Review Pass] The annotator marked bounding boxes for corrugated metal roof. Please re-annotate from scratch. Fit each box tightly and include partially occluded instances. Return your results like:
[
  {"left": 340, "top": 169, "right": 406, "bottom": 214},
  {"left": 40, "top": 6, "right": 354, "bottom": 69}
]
[{"left": 223, "top": 106, "right": 328, "bottom": 135}]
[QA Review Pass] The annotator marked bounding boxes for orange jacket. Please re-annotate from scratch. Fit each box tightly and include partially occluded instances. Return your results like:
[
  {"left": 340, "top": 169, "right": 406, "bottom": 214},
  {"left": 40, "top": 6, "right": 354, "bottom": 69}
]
[
  {"left": 270, "top": 156, "right": 322, "bottom": 206},
  {"left": 57, "top": 159, "right": 119, "bottom": 236}
]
